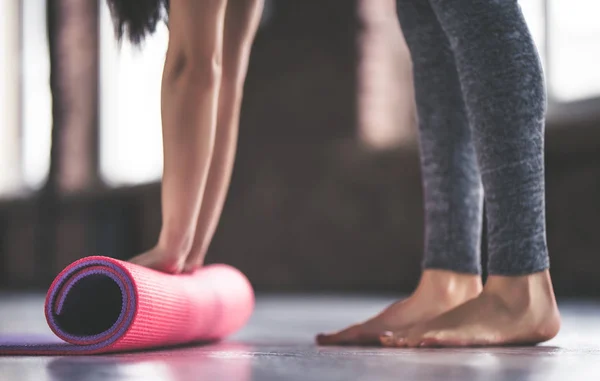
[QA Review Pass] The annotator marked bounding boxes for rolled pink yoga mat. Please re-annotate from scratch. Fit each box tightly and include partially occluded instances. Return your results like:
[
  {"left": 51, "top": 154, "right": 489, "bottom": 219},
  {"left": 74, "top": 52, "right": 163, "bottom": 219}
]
[{"left": 0, "top": 256, "right": 254, "bottom": 355}]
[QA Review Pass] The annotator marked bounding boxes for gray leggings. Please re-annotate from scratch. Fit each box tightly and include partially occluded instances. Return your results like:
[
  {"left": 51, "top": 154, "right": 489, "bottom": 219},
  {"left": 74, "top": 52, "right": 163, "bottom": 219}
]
[{"left": 396, "top": 0, "right": 549, "bottom": 275}]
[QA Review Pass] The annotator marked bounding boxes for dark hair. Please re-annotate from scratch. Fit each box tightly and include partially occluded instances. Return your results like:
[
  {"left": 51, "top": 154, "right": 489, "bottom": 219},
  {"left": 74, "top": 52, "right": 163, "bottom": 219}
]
[{"left": 105, "top": 0, "right": 170, "bottom": 44}]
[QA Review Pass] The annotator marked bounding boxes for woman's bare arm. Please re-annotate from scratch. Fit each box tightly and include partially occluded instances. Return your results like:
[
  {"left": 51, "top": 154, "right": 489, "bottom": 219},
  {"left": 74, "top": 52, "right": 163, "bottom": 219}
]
[
  {"left": 182, "top": 0, "right": 264, "bottom": 271},
  {"left": 130, "top": 0, "right": 228, "bottom": 272}
]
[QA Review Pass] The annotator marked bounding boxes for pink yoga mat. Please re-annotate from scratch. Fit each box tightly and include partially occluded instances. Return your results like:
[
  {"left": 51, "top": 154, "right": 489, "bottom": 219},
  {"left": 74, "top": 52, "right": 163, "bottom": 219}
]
[{"left": 0, "top": 256, "right": 254, "bottom": 355}]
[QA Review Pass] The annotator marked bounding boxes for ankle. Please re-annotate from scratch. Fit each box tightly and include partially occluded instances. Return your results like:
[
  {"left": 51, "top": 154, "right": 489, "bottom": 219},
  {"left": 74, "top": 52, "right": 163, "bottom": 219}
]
[
  {"left": 418, "top": 269, "right": 483, "bottom": 303},
  {"left": 484, "top": 271, "right": 561, "bottom": 339},
  {"left": 484, "top": 271, "right": 558, "bottom": 311}
]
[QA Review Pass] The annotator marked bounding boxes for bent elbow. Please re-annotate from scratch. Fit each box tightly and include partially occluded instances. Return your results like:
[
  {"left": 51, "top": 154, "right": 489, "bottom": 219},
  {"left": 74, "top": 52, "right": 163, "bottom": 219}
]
[{"left": 164, "top": 49, "right": 223, "bottom": 90}]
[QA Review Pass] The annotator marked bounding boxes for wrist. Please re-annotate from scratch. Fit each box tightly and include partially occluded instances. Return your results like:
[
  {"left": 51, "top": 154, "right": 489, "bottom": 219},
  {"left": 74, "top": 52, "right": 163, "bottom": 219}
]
[{"left": 157, "top": 225, "right": 195, "bottom": 258}]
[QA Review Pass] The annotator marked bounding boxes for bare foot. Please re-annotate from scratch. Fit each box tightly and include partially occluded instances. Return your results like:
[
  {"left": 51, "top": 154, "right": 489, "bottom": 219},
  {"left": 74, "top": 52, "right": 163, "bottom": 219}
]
[
  {"left": 316, "top": 270, "right": 482, "bottom": 346},
  {"left": 380, "top": 270, "right": 561, "bottom": 348}
]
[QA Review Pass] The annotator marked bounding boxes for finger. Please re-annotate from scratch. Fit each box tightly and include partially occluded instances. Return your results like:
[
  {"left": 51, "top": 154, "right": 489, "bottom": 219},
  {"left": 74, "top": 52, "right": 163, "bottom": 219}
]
[
  {"left": 129, "top": 251, "right": 185, "bottom": 274},
  {"left": 129, "top": 252, "right": 154, "bottom": 267},
  {"left": 183, "top": 249, "right": 205, "bottom": 273}
]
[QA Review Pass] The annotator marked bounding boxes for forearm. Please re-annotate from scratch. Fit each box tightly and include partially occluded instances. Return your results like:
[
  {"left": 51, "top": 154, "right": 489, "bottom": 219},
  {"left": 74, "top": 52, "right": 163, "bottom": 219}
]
[
  {"left": 157, "top": 60, "right": 222, "bottom": 262},
  {"left": 150, "top": 0, "right": 229, "bottom": 272},
  {"left": 128, "top": 0, "right": 231, "bottom": 273},
  {"left": 186, "top": 76, "right": 244, "bottom": 261},
  {"left": 186, "top": 0, "right": 264, "bottom": 266}
]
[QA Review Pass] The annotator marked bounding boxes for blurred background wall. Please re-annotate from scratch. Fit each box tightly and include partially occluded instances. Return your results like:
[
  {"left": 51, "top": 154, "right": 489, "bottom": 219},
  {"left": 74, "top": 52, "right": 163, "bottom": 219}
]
[{"left": 1, "top": 0, "right": 599, "bottom": 296}]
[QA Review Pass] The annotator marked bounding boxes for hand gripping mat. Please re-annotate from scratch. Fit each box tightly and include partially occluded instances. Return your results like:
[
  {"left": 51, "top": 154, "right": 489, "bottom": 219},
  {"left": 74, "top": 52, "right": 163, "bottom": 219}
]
[{"left": 0, "top": 256, "right": 254, "bottom": 355}]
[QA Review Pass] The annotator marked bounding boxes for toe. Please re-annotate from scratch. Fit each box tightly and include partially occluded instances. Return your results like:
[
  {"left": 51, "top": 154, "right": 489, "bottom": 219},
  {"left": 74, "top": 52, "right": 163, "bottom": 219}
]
[
  {"left": 393, "top": 332, "right": 408, "bottom": 347},
  {"left": 416, "top": 336, "right": 442, "bottom": 348},
  {"left": 405, "top": 328, "right": 429, "bottom": 348},
  {"left": 379, "top": 331, "right": 396, "bottom": 347},
  {"left": 409, "top": 330, "right": 459, "bottom": 348},
  {"left": 355, "top": 331, "right": 385, "bottom": 346},
  {"left": 316, "top": 326, "right": 360, "bottom": 346},
  {"left": 379, "top": 331, "right": 395, "bottom": 347},
  {"left": 380, "top": 331, "right": 408, "bottom": 347}
]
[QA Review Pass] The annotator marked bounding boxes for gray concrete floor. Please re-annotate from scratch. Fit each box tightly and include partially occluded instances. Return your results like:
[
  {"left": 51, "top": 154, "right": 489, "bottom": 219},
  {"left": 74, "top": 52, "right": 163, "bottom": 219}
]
[{"left": 1, "top": 294, "right": 599, "bottom": 381}]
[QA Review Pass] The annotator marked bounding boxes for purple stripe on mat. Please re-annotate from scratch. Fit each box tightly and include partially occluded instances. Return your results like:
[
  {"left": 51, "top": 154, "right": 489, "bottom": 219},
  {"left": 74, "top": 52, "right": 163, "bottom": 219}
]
[
  {"left": 0, "top": 334, "right": 63, "bottom": 346},
  {"left": 48, "top": 269, "right": 130, "bottom": 344},
  {"left": 0, "top": 259, "right": 137, "bottom": 353}
]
